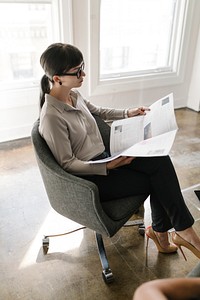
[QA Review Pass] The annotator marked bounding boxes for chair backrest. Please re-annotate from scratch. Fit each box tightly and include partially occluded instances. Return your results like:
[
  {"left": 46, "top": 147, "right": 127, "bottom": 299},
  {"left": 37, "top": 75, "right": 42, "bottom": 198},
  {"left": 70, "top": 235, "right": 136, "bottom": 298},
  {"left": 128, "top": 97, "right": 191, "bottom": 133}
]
[{"left": 31, "top": 118, "right": 147, "bottom": 237}]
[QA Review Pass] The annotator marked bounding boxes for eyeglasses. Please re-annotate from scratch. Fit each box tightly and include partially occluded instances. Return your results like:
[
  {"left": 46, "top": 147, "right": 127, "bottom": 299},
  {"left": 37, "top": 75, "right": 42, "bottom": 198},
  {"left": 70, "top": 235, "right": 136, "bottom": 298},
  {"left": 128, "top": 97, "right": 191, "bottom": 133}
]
[{"left": 59, "top": 62, "right": 85, "bottom": 79}]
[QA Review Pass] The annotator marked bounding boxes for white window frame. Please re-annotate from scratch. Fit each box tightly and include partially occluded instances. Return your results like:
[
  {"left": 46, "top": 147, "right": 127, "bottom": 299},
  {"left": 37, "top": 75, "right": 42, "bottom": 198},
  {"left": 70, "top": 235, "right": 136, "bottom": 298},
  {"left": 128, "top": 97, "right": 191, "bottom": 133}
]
[{"left": 89, "top": 0, "right": 195, "bottom": 96}]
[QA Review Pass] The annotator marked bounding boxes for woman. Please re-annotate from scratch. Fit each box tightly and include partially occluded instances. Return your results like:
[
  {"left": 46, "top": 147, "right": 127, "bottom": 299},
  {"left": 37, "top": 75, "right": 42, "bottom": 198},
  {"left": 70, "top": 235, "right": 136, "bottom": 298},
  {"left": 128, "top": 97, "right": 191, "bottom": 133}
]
[{"left": 39, "top": 42, "right": 200, "bottom": 259}]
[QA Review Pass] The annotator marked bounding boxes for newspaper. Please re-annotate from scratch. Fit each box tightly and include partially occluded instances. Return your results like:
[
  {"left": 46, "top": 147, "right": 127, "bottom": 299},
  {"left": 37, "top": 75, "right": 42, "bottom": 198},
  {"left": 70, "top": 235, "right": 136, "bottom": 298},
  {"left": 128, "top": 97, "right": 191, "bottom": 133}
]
[{"left": 88, "top": 93, "right": 178, "bottom": 163}]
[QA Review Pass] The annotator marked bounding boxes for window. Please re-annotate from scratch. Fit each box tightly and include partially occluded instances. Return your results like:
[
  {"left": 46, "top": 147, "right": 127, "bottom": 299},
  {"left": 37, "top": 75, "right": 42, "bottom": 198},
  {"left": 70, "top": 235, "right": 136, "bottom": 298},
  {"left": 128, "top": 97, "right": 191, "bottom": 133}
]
[
  {"left": 0, "top": 1, "right": 60, "bottom": 91},
  {"left": 100, "top": 0, "right": 184, "bottom": 79},
  {"left": 89, "top": 0, "right": 190, "bottom": 95},
  {"left": 0, "top": 0, "right": 71, "bottom": 142}
]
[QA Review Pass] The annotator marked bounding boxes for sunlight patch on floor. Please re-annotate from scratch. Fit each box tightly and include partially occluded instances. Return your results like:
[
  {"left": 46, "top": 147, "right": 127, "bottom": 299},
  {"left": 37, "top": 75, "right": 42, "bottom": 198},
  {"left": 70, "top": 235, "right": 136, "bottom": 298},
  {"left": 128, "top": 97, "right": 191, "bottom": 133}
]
[{"left": 19, "top": 209, "right": 84, "bottom": 269}]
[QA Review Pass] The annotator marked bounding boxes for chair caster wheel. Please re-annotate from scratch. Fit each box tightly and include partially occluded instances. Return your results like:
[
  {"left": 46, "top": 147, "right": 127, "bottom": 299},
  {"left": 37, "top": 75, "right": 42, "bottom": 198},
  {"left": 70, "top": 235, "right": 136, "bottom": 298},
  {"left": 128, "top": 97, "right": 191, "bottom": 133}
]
[
  {"left": 138, "top": 225, "right": 145, "bottom": 236},
  {"left": 102, "top": 269, "right": 114, "bottom": 284},
  {"left": 42, "top": 237, "right": 49, "bottom": 254}
]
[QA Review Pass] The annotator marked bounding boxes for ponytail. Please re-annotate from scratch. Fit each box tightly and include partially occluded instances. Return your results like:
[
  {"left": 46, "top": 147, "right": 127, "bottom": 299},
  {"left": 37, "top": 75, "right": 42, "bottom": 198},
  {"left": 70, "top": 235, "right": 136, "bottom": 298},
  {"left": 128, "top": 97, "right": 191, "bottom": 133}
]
[{"left": 39, "top": 74, "right": 51, "bottom": 110}]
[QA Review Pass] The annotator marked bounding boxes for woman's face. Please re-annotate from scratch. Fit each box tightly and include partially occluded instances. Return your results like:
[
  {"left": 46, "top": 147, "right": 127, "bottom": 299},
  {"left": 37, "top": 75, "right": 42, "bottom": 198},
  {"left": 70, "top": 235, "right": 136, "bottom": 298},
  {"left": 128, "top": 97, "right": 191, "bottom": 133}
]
[{"left": 59, "top": 62, "right": 86, "bottom": 88}]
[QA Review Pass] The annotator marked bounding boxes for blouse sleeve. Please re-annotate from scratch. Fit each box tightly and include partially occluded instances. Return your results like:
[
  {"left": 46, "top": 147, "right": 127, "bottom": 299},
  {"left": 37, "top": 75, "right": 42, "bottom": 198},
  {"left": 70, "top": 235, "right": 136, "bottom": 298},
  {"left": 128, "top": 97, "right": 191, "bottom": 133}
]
[
  {"left": 78, "top": 93, "right": 126, "bottom": 120},
  {"left": 39, "top": 113, "right": 107, "bottom": 176}
]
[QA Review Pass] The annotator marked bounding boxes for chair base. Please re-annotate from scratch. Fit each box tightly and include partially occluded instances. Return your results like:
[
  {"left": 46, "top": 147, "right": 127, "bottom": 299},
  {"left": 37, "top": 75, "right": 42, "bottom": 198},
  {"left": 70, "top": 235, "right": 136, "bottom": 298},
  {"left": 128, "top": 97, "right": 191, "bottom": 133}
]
[
  {"left": 95, "top": 220, "right": 145, "bottom": 283},
  {"left": 95, "top": 232, "right": 114, "bottom": 284},
  {"left": 42, "top": 226, "right": 86, "bottom": 254},
  {"left": 124, "top": 219, "right": 145, "bottom": 235},
  {"left": 42, "top": 221, "right": 145, "bottom": 284}
]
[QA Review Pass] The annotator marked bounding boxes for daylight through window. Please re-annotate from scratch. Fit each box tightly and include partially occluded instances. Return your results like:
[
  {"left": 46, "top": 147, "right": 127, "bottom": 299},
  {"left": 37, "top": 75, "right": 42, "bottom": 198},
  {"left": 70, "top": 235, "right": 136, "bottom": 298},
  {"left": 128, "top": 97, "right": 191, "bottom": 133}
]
[
  {"left": 100, "top": 0, "right": 181, "bottom": 79},
  {"left": 0, "top": 2, "right": 54, "bottom": 89}
]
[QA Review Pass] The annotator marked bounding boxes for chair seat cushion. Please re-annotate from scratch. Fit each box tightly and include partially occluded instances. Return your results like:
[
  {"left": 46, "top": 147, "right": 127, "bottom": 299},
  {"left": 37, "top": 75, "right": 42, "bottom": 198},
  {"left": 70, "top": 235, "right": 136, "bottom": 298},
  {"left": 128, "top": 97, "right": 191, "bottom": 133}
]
[{"left": 101, "top": 194, "right": 147, "bottom": 221}]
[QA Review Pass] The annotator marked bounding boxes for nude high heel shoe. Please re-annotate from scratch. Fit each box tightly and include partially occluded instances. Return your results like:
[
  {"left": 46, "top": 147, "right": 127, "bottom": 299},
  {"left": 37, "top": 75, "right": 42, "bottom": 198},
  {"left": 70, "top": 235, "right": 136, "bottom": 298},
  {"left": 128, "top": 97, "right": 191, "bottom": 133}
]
[
  {"left": 172, "top": 232, "right": 200, "bottom": 261},
  {"left": 145, "top": 226, "right": 177, "bottom": 266},
  {"left": 146, "top": 226, "right": 178, "bottom": 253}
]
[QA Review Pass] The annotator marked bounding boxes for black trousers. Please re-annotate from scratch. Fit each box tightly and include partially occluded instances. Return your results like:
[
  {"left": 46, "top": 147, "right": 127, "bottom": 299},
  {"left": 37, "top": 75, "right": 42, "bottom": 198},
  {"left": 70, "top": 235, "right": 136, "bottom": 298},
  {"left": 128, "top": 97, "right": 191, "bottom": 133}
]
[{"left": 80, "top": 156, "right": 194, "bottom": 232}]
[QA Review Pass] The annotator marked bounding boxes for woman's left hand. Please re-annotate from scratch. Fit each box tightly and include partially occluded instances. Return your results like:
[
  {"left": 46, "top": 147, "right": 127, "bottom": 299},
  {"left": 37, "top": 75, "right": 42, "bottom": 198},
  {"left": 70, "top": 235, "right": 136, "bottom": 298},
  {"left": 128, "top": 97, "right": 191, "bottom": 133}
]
[
  {"left": 127, "top": 106, "right": 150, "bottom": 117},
  {"left": 106, "top": 156, "right": 135, "bottom": 170}
]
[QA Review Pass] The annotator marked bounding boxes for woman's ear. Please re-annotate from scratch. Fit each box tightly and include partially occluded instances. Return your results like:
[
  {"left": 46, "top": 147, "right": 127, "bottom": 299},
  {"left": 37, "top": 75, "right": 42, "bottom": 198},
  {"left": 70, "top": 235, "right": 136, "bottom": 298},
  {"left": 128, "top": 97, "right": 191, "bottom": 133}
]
[{"left": 52, "top": 75, "right": 61, "bottom": 85}]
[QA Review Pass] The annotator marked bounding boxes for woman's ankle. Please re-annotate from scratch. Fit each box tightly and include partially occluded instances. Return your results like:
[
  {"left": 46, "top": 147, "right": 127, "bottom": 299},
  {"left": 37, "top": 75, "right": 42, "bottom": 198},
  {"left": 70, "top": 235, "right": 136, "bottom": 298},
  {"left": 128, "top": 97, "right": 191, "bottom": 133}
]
[
  {"left": 154, "top": 231, "right": 171, "bottom": 247},
  {"left": 176, "top": 227, "right": 200, "bottom": 250}
]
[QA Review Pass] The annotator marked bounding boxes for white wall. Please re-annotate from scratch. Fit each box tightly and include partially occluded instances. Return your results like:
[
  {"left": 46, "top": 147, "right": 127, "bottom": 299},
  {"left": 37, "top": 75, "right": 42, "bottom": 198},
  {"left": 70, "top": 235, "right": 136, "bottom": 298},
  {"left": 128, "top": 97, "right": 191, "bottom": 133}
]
[{"left": 0, "top": 88, "right": 40, "bottom": 143}]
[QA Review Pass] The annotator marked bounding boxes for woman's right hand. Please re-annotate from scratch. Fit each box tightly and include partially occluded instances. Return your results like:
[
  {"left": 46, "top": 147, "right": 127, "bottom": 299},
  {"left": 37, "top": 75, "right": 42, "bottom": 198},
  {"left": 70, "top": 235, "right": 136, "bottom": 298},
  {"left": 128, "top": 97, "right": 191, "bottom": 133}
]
[{"left": 106, "top": 156, "right": 135, "bottom": 170}]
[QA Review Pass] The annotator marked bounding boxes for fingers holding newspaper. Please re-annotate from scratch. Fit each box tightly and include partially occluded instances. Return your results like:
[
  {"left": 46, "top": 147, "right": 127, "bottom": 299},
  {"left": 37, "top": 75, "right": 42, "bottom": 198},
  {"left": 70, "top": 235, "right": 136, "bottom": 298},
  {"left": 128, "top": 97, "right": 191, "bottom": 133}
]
[
  {"left": 106, "top": 156, "right": 135, "bottom": 170},
  {"left": 127, "top": 106, "right": 150, "bottom": 117}
]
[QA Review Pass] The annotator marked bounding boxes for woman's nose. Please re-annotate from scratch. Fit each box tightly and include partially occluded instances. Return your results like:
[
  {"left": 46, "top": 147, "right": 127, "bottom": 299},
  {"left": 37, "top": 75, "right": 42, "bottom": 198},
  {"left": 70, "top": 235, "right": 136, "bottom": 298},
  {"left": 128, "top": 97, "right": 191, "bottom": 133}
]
[{"left": 81, "top": 70, "right": 86, "bottom": 77}]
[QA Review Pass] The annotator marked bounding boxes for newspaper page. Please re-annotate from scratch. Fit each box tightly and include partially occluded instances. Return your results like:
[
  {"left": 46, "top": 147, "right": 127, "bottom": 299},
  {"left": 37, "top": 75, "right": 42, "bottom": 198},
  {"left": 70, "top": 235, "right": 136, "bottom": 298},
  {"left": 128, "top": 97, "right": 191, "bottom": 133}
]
[{"left": 87, "top": 93, "right": 178, "bottom": 164}]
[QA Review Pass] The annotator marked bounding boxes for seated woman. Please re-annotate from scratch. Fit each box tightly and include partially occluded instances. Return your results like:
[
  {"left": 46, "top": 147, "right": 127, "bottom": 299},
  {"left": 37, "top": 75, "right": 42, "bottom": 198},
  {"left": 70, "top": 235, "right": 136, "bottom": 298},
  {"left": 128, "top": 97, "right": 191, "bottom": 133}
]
[{"left": 39, "top": 42, "right": 200, "bottom": 260}]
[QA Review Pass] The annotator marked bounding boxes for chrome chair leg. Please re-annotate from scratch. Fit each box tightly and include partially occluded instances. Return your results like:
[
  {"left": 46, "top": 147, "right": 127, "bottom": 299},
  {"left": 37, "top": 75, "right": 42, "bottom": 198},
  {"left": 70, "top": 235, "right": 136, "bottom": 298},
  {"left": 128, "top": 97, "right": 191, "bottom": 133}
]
[
  {"left": 42, "top": 226, "right": 86, "bottom": 254},
  {"left": 95, "top": 232, "right": 114, "bottom": 283}
]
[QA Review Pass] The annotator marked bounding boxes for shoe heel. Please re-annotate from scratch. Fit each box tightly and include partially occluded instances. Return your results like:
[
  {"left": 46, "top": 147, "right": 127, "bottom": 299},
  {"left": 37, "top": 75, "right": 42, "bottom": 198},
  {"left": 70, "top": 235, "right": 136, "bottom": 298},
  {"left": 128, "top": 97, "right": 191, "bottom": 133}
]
[
  {"left": 178, "top": 245, "right": 187, "bottom": 261},
  {"left": 145, "top": 235, "right": 149, "bottom": 266}
]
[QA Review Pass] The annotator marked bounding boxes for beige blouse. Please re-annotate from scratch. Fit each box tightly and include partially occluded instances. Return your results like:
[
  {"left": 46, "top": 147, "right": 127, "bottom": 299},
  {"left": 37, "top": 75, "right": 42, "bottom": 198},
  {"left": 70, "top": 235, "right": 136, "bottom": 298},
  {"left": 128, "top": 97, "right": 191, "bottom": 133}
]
[{"left": 39, "top": 90, "right": 126, "bottom": 176}]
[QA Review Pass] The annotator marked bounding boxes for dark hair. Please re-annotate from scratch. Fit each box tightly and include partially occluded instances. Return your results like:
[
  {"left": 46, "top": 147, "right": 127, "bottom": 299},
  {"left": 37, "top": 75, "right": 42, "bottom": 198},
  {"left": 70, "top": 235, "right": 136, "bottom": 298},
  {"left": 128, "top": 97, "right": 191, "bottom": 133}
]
[{"left": 39, "top": 43, "right": 83, "bottom": 109}]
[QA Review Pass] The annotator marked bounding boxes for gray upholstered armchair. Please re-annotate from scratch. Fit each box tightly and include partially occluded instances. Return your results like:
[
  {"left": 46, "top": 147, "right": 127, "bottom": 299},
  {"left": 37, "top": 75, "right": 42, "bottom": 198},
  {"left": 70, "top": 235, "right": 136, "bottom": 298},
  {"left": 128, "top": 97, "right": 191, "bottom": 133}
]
[{"left": 31, "top": 116, "right": 148, "bottom": 283}]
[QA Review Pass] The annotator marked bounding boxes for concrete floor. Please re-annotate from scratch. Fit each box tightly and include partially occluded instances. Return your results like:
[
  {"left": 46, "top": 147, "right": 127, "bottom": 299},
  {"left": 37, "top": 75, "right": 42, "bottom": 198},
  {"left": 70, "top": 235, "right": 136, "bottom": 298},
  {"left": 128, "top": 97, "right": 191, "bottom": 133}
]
[{"left": 0, "top": 108, "right": 200, "bottom": 300}]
